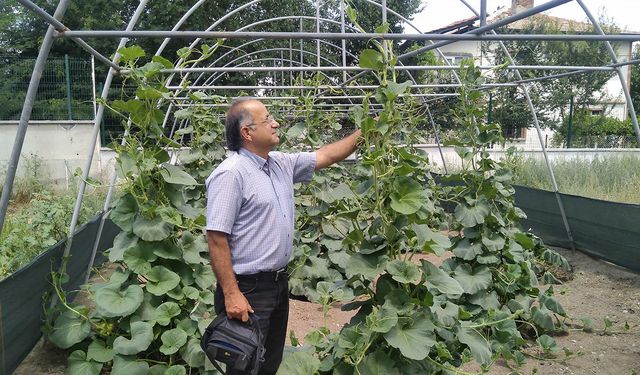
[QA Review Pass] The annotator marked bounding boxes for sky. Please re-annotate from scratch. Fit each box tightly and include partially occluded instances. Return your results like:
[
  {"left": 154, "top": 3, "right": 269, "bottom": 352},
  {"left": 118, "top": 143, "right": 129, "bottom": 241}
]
[{"left": 410, "top": 0, "right": 640, "bottom": 33}]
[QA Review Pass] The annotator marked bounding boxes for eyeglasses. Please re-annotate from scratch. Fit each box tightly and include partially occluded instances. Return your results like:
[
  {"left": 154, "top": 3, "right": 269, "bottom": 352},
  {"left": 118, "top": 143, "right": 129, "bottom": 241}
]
[{"left": 246, "top": 114, "right": 276, "bottom": 129}]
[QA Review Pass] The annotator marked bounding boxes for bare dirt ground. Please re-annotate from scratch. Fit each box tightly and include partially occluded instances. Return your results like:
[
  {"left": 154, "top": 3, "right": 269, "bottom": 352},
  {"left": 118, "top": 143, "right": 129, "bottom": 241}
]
[{"left": 14, "top": 248, "right": 640, "bottom": 375}]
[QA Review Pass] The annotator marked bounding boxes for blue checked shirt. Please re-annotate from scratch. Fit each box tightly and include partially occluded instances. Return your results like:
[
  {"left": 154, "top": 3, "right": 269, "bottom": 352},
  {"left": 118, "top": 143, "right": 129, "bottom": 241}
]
[{"left": 205, "top": 148, "right": 316, "bottom": 275}]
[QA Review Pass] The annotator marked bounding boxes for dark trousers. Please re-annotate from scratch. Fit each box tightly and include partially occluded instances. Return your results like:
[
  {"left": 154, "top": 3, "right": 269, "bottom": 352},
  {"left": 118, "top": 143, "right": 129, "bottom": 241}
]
[{"left": 214, "top": 274, "right": 289, "bottom": 375}]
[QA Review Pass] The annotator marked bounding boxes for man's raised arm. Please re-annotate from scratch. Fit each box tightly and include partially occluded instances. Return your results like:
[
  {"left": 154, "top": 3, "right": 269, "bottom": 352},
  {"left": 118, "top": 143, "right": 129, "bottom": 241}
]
[{"left": 315, "top": 129, "right": 362, "bottom": 170}]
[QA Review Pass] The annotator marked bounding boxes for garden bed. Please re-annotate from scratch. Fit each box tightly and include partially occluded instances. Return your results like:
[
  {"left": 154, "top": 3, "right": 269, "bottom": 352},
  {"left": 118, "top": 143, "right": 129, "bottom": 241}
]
[{"left": 14, "top": 247, "right": 640, "bottom": 374}]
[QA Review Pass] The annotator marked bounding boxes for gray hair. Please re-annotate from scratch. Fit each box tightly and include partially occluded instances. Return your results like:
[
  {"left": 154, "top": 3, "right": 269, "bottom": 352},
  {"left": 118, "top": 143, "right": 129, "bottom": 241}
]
[{"left": 224, "top": 98, "right": 254, "bottom": 151}]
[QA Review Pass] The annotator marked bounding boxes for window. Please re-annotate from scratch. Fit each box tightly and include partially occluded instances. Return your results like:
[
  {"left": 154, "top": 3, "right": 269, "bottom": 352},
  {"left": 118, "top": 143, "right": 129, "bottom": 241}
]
[{"left": 591, "top": 109, "right": 604, "bottom": 116}]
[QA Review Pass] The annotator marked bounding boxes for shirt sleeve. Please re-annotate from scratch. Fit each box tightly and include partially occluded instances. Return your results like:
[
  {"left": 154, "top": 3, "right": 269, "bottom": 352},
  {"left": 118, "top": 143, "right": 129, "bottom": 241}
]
[
  {"left": 292, "top": 151, "right": 316, "bottom": 183},
  {"left": 205, "top": 169, "right": 242, "bottom": 234}
]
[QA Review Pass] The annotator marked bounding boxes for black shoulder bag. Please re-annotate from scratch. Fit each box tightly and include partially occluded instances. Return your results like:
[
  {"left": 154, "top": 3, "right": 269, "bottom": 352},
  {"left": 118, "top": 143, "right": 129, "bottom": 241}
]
[{"left": 201, "top": 313, "right": 265, "bottom": 375}]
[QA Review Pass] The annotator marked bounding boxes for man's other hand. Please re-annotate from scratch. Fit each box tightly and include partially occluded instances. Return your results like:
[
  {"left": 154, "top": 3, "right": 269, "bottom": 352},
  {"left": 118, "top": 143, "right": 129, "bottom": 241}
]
[{"left": 224, "top": 290, "right": 254, "bottom": 322}]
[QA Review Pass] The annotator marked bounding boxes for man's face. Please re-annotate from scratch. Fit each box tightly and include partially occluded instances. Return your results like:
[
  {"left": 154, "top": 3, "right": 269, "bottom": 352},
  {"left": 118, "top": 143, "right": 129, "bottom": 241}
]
[{"left": 244, "top": 101, "right": 280, "bottom": 149}]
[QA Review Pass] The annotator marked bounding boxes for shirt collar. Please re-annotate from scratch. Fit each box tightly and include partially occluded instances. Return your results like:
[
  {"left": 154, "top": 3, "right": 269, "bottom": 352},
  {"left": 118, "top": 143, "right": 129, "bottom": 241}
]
[{"left": 238, "top": 147, "right": 269, "bottom": 169}]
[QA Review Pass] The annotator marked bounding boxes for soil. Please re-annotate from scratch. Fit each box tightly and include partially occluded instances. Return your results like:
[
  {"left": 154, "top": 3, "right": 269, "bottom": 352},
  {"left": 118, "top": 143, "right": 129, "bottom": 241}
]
[{"left": 14, "top": 248, "right": 640, "bottom": 375}]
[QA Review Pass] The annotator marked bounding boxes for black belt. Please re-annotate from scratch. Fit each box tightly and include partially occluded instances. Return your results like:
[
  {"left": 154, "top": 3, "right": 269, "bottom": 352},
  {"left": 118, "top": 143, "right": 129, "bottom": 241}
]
[{"left": 236, "top": 266, "right": 288, "bottom": 282}]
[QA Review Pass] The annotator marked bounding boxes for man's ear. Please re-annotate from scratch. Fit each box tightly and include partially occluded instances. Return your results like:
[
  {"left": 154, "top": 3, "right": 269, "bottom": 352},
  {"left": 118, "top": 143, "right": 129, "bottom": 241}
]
[{"left": 240, "top": 126, "right": 252, "bottom": 142}]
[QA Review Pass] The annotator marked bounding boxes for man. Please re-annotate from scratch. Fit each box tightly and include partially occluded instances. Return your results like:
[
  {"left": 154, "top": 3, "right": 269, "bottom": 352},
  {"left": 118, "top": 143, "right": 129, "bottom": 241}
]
[{"left": 205, "top": 98, "right": 361, "bottom": 375}]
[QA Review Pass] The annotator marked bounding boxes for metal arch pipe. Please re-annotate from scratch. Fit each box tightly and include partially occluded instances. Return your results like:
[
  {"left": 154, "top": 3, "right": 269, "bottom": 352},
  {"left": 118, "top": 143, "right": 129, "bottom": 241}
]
[
  {"left": 0, "top": 0, "right": 71, "bottom": 237},
  {"left": 575, "top": 0, "right": 640, "bottom": 146},
  {"left": 399, "top": 0, "right": 573, "bottom": 59},
  {"left": 512, "top": 58, "right": 640, "bottom": 86},
  {"left": 58, "top": 30, "right": 640, "bottom": 42},
  {"left": 188, "top": 39, "right": 361, "bottom": 88},
  {"left": 77, "top": 0, "right": 151, "bottom": 283},
  {"left": 458, "top": 0, "right": 575, "bottom": 249},
  {"left": 16, "top": 0, "right": 120, "bottom": 70}
]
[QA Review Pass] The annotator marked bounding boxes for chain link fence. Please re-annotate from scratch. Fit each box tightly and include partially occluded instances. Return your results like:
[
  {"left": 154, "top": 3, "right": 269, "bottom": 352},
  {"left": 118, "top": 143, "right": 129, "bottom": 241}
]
[
  {"left": 551, "top": 134, "right": 639, "bottom": 148},
  {"left": 0, "top": 55, "right": 95, "bottom": 121}
]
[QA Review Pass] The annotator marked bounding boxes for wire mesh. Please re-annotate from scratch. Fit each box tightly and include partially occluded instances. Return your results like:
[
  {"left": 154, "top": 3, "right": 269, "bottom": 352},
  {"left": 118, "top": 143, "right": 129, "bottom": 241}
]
[{"left": 0, "top": 55, "right": 94, "bottom": 121}]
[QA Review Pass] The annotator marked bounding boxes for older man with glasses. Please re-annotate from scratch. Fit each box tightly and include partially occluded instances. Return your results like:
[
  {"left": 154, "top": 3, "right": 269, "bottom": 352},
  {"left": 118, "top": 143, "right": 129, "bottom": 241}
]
[{"left": 205, "top": 98, "right": 361, "bottom": 375}]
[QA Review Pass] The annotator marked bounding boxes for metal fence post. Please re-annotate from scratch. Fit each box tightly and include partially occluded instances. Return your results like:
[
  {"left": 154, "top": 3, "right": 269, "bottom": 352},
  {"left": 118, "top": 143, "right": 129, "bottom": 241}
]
[{"left": 64, "top": 54, "right": 73, "bottom": 120}]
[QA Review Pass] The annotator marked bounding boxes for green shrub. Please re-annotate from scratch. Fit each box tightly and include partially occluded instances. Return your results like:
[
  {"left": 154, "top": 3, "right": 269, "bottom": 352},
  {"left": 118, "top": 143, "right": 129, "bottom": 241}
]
[{"left": 0, "top": 189, "right": 103, "bottom": 279}]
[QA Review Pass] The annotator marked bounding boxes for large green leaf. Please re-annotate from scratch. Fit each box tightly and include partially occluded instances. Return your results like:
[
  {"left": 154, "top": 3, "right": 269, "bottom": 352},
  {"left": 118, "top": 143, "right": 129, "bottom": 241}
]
[
  {"left": 160, "top": 328, "right": 188, "bottom": 355},
  {"left": 110, "top": 194, "right": 138, "bottom": 232},
  {"left": 181, "top": 234, "right": 208, "bottom": 264},
  {"left": 133, "top": 214, "right": 173, "bottom": 241},
  {"left": 386, "top": 260, "right": 421, "bottom": 284},
  {"left": 145, "top": 266, "right": 181, "bottom": 296},
  {"left": 389, "top": 177, "right": 426, "bottom": 215},
  {"left": 277, "top": 350, "right": 321, "bottom": 375},
  {"left": 359, "top": 49, "right": 384, "bottom": 70},
  {"left": 411, "top": 224, "right": 450, "bottom": 256},
  {"left": 118, "top": 45, "right": 145, "bottom": 62},
  {"left": 454, "top": 202, "right": 490, "bottom": 227},
  {"left": 344, "top": 253, "right": 385, "bottom": 279},
  {"left": 421, "top": 260, "right": 463, "bottom": 295},
  {"left": 113, "top": 321, "right": 154, "bottom": 355},
  {"left": 194, "top": 264, "right": 216, "bottom": 289},
  {"left": 111, "top": 355, "right": 150, "bottom": 375},
  {"left": 50, "top": 310, "right": 91, "bottom": 349},
  {"left": 87, "top": 340, "right": 113, "bottom": 363},
  {"left": 453, "top": 264, "right": 492, "bottom": 294},
  {"left": 369, "top": 305, "right": 398, "bottom": 333},
  {"left": 180, "top": 338, "right": 206, "bottom": 368},
  {"left": 456, "top": 324, "right": 492, "bottom": 365},
  {"left": 452, "top": 238, "right": 483, "bottom": 260},
  {"left": 384, "top": 81, "right": 412, "bottom": 101},
  {"left": 156, "top": 301, "right": 181, "bottom": 326},
  {"left": 355, "top": 350, "right": 400, "bottom": 375},
  {"left": 107, "top": 232, "right": 139, "bottom": 262},
  {"left": 539, "top": 293, "right": 566, "bottom": 316},
  {"left": 95, "top": 284, "right": 144, "bottom": 318},
  {"left": 482, "top": 233, "right": 506, "bottom": 252},
  {"left": 431, "top": 300, "right": 459, "bottom": 326},
  {"left": 161, "top": 164, "right": 198, "bottom": 185},
  {"left": 531, "top": 305, "right": 555, "bottom": 331},
  {"left": 123, "top": 243, "right": 158, "bottom": 275},
  {"left": 301, "top": 256, "right": 332, "bottom": 279},
  {"left": 384, "top": 313, "right": 436, "bottom": 360},
  {"left": 67, "top": 350, "right": 103, "bottom": 375},
  {"left": 151, "top": 240, "right": 182, "bottom": 260},
  {"left": 317, "top": 183, "right": 354, "bottom": 204}
]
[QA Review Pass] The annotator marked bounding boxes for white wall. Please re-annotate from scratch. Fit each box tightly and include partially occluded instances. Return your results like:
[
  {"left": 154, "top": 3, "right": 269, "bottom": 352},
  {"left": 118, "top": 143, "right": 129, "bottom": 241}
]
[
  {"left": 0, "top": 121, "right": 104, "bottom": 188},
  {"left": 416, "top": 144, "right": 640, "bottom": 171}
]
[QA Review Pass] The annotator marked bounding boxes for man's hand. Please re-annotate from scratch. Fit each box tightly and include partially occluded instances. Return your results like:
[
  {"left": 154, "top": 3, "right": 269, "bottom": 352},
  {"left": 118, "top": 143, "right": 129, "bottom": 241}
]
[{"left": 224, "top": 289, "right": 254, "bottom": 322}]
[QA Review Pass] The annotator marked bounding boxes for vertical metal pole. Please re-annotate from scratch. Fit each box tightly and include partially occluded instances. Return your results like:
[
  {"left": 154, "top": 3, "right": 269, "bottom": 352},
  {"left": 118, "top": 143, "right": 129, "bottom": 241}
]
[
  {"left": 91, "top": 55, "right": 97, "bottom": 118},
  {"left": 316, "top": 0, "right": 320, "bottom": 68},
  {"left": 63, "top": 0, "right": 149, "bottom": 282},
  {"left": 480, "top": 0, "right": 487, "bottom": 27},
  {"left": 299, "top": 6, "right": 304, "bottom": 87},
  {"left": 382, "top": 0, "right": 388, "bottom": 58},
  {"left": 340, "top": 0, "right": 347, "bottom": 83},
  {"left": 487, "top": 93, "right": 493, "bottom": 123},
  {"left": 83, "top": 1, "right": 150, "bottom": 283},
  {"left": 0, "top": 0, "right": 71, "bottom": 237},
  {"left": 289, "top": 39, "right": 293, "bottom": 86},
  {"left": 567, "top": 95, "right": 574, "bottom": 148},
  {"left": 64, "top": 54, "right": 73, "bottom": 120}
]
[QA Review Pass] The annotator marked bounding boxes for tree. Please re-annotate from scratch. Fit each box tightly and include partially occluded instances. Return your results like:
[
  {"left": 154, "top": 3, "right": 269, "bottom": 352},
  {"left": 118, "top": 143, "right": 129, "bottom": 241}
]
[
  {"left": 490, "top": 16, "right": 618, "bottom": 136},
  {"left": 630, "top": 43, "right": 640, "bottom": 114}
]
